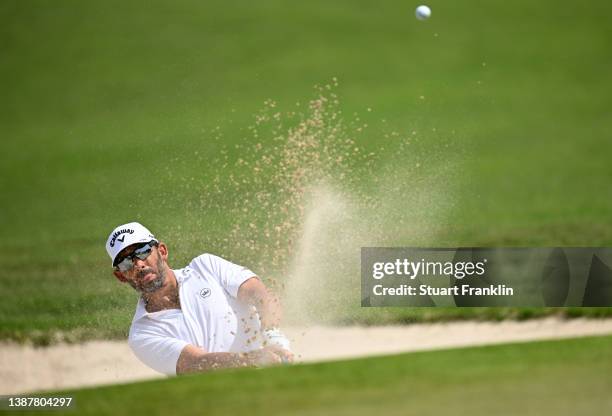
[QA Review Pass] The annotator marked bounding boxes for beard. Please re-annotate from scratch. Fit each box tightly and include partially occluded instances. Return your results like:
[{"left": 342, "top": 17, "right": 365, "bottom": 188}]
[{"left": 130, "top": 254, "right": 167, "bottom": 294}]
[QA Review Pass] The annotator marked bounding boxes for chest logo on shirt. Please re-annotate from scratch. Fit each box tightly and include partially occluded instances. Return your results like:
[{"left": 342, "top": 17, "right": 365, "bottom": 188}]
[{"left": 199, "top": 288, "right": 211, "bottom": 299}]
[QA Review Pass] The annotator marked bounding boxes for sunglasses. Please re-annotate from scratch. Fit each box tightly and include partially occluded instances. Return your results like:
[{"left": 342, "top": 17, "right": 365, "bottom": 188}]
[{"left": 114, "top": 242, "right": 157, "bottom": 272}]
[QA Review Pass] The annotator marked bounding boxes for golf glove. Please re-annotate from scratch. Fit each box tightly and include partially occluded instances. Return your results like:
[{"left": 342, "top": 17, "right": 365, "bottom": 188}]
[{"left": 263, "top": 327, "right": 291, "bottom": 351}]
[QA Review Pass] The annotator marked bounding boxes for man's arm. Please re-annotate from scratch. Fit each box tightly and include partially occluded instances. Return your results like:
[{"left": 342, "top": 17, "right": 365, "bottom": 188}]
[
  {"left": 237, "top": 277, "right": 293, "bottom": 362},
  {"left": 176, "top": 344, "right": 285, "bottom": 375},
  {"left": 237, "top": 276, "right": 282, "bottom": 329}
]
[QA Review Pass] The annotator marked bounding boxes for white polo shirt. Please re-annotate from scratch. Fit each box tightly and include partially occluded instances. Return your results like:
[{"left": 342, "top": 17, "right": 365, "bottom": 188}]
[{"left": 128, "top": 253, "right": 263, "bottom": 375}]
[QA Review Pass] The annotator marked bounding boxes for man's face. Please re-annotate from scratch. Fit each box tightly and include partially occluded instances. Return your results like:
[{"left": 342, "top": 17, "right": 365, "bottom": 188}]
[{"left": 113, "top": 242, "right": 168, "bottom": 294}]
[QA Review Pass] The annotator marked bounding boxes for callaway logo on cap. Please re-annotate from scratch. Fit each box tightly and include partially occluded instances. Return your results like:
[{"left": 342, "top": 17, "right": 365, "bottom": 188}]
[{"left": 106, "top": 222, "right": 158, "bottom": 266}]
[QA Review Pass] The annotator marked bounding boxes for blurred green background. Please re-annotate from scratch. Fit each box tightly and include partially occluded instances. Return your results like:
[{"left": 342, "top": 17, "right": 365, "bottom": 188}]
[{"left": 1, "top": 0, "right": 611, "bottom": 343}]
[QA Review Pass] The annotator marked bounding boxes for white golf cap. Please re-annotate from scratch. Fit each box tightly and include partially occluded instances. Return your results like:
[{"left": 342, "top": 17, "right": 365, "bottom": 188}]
[{"left": 106, "top": 222, "right": 158, "bottom": 266}]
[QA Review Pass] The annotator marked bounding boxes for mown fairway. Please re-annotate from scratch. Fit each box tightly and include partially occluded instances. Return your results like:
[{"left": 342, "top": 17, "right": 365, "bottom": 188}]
[
  {"left": 1, "top": 0, "right": 611, "bottom": 341},
  {"left": 6, "top": 335, "right": 612, "bottom": 415}
]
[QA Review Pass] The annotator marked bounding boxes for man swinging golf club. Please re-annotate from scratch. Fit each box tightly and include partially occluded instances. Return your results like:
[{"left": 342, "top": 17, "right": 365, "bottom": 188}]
[{"left": 106, "top": 221, "right": 293, "bottom": 375}]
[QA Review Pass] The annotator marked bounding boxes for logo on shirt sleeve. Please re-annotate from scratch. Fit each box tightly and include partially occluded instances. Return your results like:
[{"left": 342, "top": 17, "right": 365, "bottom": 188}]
[{"left": 199, "top": 288, "right": 211, "bottom": 299}]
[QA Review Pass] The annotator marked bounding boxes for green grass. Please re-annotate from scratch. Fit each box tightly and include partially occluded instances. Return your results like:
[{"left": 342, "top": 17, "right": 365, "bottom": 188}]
[
  {"left": 8, "top": 335, "right": 612, "bottom": 415},
  {"left": 1, "top": 0, "right": 612, "bottom": 342}
]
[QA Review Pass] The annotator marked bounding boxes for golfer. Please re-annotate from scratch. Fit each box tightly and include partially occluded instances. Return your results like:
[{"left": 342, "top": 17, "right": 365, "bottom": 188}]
[{"left": 106, "top": 221, "right": 293, "bottom": 375}]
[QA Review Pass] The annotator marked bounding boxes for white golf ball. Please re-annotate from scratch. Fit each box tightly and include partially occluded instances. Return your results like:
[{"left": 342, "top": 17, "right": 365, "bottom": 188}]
[{"left": 415, "top": 5, "right": 431, "bottom": 20}]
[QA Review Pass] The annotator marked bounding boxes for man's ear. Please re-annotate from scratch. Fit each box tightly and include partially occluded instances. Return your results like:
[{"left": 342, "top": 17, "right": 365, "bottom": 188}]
[
  {"left": 113, "top": 270, "right": 128, "bottom": 283},
  {"left": 157, "top": 242, "right": 169, "bottom": 261}
]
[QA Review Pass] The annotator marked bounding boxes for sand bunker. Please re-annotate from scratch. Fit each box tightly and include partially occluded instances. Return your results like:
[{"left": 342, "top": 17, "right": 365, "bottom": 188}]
[{"left": 2, "top": 317, "right": 612, "bottom": 395}]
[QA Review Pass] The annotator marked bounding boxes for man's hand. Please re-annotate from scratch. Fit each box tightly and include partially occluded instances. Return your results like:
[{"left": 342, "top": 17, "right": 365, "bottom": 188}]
[
  {"left": 274, "top": 346, "right": 295, "bottom": 364},
  {"left": 263, "top": 327, "right": 291, "bottom": 350},
  {"left": 246, "top": 346, "right": 294, "bottom": 367}
]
